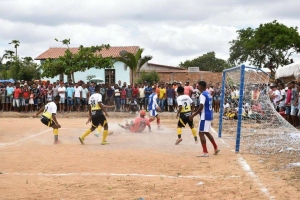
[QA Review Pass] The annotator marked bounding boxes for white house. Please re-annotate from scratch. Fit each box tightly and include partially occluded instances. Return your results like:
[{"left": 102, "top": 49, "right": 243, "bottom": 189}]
[{"left": 35, "top": 46, "right": 139, "bottom": 84}]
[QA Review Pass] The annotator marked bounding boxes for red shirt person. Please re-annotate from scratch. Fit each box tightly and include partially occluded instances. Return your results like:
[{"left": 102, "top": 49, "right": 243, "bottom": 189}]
[{"left": 118, "top": 110, "right": 151, "bottom": 133}]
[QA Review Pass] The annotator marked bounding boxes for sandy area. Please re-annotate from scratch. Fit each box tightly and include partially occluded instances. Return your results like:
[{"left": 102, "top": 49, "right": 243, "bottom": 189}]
[{"left": 0, "top": 112, "right": 299, "bottom": 199}]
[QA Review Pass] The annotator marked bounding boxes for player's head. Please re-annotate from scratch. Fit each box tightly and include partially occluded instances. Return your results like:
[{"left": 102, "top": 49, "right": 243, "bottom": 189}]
[
  {"left": 54, "top": 95, "right": 61, "bottom": 103},
  {"left": 140, "top": 110, "right": 146, "bottom": 118},
  {"left": 177, "top": 86, "right": 184, "bottom": 95},
  {"left": 95, "top": 85, "right": 101, "bottom": 93},
  {"left": 198, "top": 81, "right": 207, "bottom": 91}
]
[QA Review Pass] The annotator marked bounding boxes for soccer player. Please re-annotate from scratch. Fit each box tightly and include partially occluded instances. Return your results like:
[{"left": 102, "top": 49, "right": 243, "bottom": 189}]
[
  {"left": 148, "top": 87, "right": 161, "bottom": 129},
  {"left": 79, "top": 85, "right": 112, "bottom": 145},
  {"left": 189, "top": 81, "right": 220, "bottom": 157},
  {"left": 33, "top": 95, "right": 61, "bottom": 144},
  {"left": 118, "top": 110, "right": 151, "bottom": 133},
  {"left": 175, "top": 86, "right": 198, "bottom": 145}
]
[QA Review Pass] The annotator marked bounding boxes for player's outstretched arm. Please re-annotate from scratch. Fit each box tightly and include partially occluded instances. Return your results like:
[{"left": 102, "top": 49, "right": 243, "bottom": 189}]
[
  {"left": 99, "top": 103, "right": 109, "bottom": 117},
  {"left": 33, "top": 106, "right": 45, "bottom": 118}
]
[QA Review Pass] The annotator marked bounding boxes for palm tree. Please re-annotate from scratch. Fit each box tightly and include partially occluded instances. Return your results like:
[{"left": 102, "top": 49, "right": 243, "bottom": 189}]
[
  {"left": 116, "top": 48, "right": 152, "bottom": 84},
  {"left": 9, "top": 40, "right": 20, "bottom": 58}
]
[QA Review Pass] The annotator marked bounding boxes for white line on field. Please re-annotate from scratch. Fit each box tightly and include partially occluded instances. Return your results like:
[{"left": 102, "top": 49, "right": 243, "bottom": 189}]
[
  {"left": 1, "top": 172, "right": 240, "bottom": 179},
  {"left": 0, "top": 129, "right": 52, "bottom": 148},
  {"left": 211, "top": 128, "right": 274, "bottom": 200}
]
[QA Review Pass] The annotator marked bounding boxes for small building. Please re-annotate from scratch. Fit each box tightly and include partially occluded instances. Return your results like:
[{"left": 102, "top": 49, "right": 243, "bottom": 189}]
[{"left": 35, "top": 46, "right": 139, "bottom": 84}]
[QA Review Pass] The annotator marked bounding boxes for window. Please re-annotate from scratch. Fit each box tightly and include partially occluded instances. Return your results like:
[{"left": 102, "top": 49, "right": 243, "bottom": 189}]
[{"left": 105, "top": 69, "right": 115, "bottom": 84}]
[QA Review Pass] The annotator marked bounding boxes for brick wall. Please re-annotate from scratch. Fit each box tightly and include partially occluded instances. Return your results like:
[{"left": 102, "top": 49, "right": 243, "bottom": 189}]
[{"left": 157, "top": 71, "right": 222, "bottom": 85}]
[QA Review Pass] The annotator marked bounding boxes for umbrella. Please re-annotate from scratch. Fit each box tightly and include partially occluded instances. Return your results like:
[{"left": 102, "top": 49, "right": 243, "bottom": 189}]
[{"left": 90, "top": 77, "right": 104, "bottom": 83}]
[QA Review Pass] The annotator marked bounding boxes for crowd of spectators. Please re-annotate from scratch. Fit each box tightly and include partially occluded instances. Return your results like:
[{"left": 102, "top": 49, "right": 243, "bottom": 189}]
[{"left": 0, "top": 79, "right": 220, "bottom": 114}]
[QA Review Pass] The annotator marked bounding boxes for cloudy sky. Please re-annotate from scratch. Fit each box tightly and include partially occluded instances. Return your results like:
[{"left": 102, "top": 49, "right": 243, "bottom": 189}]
[{"left": 0, "top": 0, "right": 300, "bottom": 66}]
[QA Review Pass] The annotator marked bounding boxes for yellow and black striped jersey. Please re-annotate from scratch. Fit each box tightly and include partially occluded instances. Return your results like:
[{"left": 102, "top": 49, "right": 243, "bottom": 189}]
[
  {"left": 42, "top": 102, "right": 57, "bottom": 120},
  {"left": 89, "top": 93, "right": 102, "bottom": 111},
  {"left": 177, "top": 94, "right": 193, "bottom": 114}
]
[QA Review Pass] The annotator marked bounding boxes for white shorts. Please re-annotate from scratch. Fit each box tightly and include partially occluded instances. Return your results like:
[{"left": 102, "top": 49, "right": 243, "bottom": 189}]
[
  {"left": 199, "top": 120, "right": 212, "bottom": 132},
  {"left": 149, "top": 109, "right": 158, "bottom": 117},
  {"left": 13, "top": 98, "right": 20, "bottom": 107}
]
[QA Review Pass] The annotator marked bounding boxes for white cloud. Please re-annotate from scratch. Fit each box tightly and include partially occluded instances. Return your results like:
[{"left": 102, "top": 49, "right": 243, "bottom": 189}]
[{"left": 0, "top": 0, "right": 300, "bottom": 66}]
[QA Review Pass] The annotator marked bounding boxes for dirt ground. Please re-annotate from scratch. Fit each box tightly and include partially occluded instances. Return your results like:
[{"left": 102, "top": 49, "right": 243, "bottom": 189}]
[{"left": 0, "top": 112, "right": 300, "bottom": 200}]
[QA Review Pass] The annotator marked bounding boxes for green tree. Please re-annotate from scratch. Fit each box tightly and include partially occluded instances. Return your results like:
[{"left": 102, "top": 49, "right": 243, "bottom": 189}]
[
  {"left": 229, "top": 20, "right": 300, "bottom": 75},
  {"left": 179, "top": 51, "right": 231, "bottom": 72},
  {"left": 9, "top": 40, "right": 20, "bottom": 58},
  {"left": 86, "top": 75, "right": 96, "bottom": 81},
  {"left": 115, "top": 48, "right": 152, "bottom": 84},
  {"left": 41, "top": 39, "right": 112, "bottom": 82},
  {"left": 0, "top": 50, "right": 15, "bottom": 79},
  {"left": 136, "top": 70, "right": 160, "bottom": 84}
]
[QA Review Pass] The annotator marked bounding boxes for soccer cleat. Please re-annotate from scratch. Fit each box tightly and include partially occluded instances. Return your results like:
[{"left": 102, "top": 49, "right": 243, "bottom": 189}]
[
  {"left": 94, "top": 132, "right": 99, "bottom": 137},
  {"left": 195, "top": 140, "right": 199, "bottom": 144},
  {"left": 197, "top": 153, "right": 209, "bottom": 157},
  {"left": 101, "top": 141, "right": 110, "bottom": 145},
  {"left": 175, "top": 138, "right": 182, "bottom": 145},
  {"left": 214, "top": 149, "right": 220, "bottom": 155},
  {"left": 118, "top": 124, "right": 126, "bottom": 129},
  {"left": 79, "top": 137, "right": 84, "bottom": 145},
  {"left": 54, "top": 139, "right": 60, "bottom": 144}
]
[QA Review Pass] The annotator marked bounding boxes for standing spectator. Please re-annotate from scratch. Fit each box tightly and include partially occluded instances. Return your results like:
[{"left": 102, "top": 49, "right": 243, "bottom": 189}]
[
  {"left": 285, "top": 83, "right": 292, "bottom": 122},
  {"left": 30, "top": 84, "right": 40, "bottom": 111},
  {"left": 125, "top": 85, "right": 133, "bottom": 111},
  {"left": 13, "top": 83, "right": 22, "bottom": 112},
  {"left": 6, "top": 82, "right": 14, "bottom": 111},
  {"left": 213, "top": 83, "right": 221, "bottom": 113},
  {"left": 158, "top": 84, "right": 166, "bottom": 111},
  {"left": 191, "top": 84, "right": 200, "bottom": 112},
  {"left": 144, "top": 83, "right": 152, "bottom": 111},
  {"left": 66, "top": 83, "right": 75, "bottom": 112},
  {"left": 57, "top": 82, "right": 66, "bottom": 113},
  {"left": 290, "top": 81, "right": 298, "bottom": 126},
  {"left": 23, "top": 84, "right": 30, "bottom": 112},
  {"left": 118, "top": 80, "right": 122, "bottom": 87},
  {"left": 81, "top": 84, "right": 89, "bottom": 112},
  {"left": 100, "top": 84, "right": 106, "bottom": 104},
  {"left": 74, "top": 83, "right": 82, "bottom": 112},
  {"left": 106, "top": 84, "right": 114, "bottom": 111},
  {"left": 166, "top": 83, "right": 175, "bottom": 112},
  {"left": 120, "top": 86, "right": 126, "bottom": 111},
  {"left": 52, "top": 82, "right": 58, "bottom": 97},
  {"left": 89, "top": 82, "right": 96, "bottom": 96},
  {"left": 0, "top": 82, "right": 5, "bottom": 111},
  {"left": 114, "top": 85, "right": 121, "bottom": 112},
  {"left": 138, "top": 84, "right": 145, "bottom": 110},
  {"left": 277, "top": 83, "right": 286, "bottom": 109},
  {"left": 184, "top": 81, "right": 193, "bottom": 97},
  {"left": 47, "top": 85, "right": 53, "bottom": 102},
  {"left": 132, "top": 84, "right": 139, "bottom": 100}
]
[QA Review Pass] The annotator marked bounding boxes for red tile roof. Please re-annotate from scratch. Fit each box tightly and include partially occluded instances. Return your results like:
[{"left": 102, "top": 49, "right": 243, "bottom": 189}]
[{"left": 35, "top": 46, "right": 140, "bottom": 60}]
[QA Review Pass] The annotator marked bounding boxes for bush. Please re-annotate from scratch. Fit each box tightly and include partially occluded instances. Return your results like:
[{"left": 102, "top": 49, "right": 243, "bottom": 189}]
[{"left": 136, "top": 70, "right": 160, "bottom": 84}]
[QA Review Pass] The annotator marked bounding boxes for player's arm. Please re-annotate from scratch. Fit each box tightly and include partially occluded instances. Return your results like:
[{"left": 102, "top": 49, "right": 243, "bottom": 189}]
[
  {"left": 99, "top": 102, "right": 109, "bottom": 117},
  {"left": 86, "top": 104, "right": 92, "bottom": 124},
  {"left": 190, "top": 95, "right": 205, "bottom": 120},
  {"left": 176, "top": 105, "right": 182, "bottom": 119},
  {"left": 33, "top": 105, "right": 45, "bottom": 117}
]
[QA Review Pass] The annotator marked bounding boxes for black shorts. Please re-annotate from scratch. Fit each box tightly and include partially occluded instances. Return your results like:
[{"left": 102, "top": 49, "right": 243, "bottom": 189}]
[
  {"left": 41, "top": 116, "right": 55, "bottom": 127},
  {"left": 91, "top": 115, "right": 108, "bottom": 128},
  {"left": 178, "top": 114, "right": 194, "bottom": 128}
]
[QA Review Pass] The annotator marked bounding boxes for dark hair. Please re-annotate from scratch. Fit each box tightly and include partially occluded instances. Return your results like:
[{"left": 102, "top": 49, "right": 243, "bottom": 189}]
[
  {"left": 198, "top": 81, "right": 207, "bottom": 88},
  {"left": 95, "top": 85, "right": 101, "bottom": 92},
  {"left": 177, "top": 86, "right": 184, "bottom": 94},
  {"left": 290, "top": 81, "right": 296, "bottom": 84},
  {"left": 279, "top": 83, "right": 285, "bottom": 87},
  {"left": 54, "top": 95, "right": 61, "bottom": 102}
]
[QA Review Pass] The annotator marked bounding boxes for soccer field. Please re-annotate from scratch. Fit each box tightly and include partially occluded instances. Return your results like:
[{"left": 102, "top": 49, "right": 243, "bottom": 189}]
[{"left": 0, "top": 116, "right": 299, "bottom": 199}]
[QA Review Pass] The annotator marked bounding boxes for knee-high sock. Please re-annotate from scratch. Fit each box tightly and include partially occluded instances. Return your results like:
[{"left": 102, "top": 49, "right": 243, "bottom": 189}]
[
  {"left": 82, "top": 129, "right": 92, "bottom": 139},
  {"left": 191, "top": 128, "right": 197, "bottom": 141},
  {"left": 202, "top": 144, "right": 208, "bottom": 153},
  {"left": 53, "top": 129, "right": 58, "bottom": 135},
  {"left": 97, "top": 126, "right": 102, "bottom": 133},
  {"left": 102, "top": 130, "right": 108, "bottom": 142},
  {"left": 177, "top": 128, "right": 182, "bottom": 139}
]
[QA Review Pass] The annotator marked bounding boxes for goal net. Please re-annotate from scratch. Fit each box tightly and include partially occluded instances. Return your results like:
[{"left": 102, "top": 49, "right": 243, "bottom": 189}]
[{"left": 218, "top": 65, "right": 300, "bottom": 155}]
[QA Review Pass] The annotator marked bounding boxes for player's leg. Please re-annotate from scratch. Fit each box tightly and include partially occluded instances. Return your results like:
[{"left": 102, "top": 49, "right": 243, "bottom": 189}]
[
  {"left": 94, "top": 125, "right": 103, "bottom": 137},
  {"left": 100, "top": 116, "right": 110, "bottom": 145},
  {"left": 197, "top": 120, "right": 209, "bottom": 157},
  {"left": 175, "top": 118, "right": 184, "bottom": 145},
  {"left": 187, "top": 119, "right": 198, "bottom": 144},
  {"left": 79, "top": 119, "right": 97, "bottom": 145},
  {"left": 200, "top": 120, "right": 219, "bottom": 156}
]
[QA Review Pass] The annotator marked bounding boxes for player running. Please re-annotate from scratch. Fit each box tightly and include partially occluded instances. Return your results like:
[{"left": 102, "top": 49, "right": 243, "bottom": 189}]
[
  {"left": 79, "top": 85, "right": 112, "bottom": 145},
  {"left": 118, "top": 110, "right": 151, "bottom": 133},
  {"left": 33, "top": 95, "right": 61, "bottom": 144},
  {"left": 189, "top": 81, "right": 220, "bottom": 157},
  {"left": 148, "top": 87, "right": 161, "bottom": 129},
  {"left": 175, "top": 86, "right": 198, "bottom": 145}
]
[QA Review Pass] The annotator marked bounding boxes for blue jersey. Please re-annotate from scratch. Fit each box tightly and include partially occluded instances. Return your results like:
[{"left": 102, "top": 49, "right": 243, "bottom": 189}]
[
  {"left": 199, "top": 91, "right": 213, "bottom": 120},
  {"left": 148, "top": 93, "right": 158, "bottom": 111}
]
